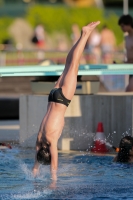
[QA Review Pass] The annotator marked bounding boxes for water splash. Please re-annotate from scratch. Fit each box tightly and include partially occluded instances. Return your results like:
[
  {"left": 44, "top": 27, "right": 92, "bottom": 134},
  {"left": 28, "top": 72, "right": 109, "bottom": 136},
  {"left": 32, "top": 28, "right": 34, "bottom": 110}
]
[
  {"left": 13, "top": 189, "right": 51, "bottom": 200},
  {"left": 20, "top": 163, "right": 34, "bottom": 180}
]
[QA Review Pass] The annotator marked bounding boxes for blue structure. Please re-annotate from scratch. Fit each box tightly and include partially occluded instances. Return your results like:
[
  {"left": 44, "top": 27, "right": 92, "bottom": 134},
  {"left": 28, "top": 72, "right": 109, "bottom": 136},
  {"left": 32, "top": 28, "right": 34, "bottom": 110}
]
[{"left": 0, "top": 64, "right": 133, "bottom": 77}]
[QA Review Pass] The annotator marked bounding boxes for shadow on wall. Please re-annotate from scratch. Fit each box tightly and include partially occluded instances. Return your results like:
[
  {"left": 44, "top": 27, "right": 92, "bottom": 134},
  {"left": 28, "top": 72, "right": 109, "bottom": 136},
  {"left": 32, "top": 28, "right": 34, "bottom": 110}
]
[{"left": 0, "top": 98, "right": 19, "bottom": 119}]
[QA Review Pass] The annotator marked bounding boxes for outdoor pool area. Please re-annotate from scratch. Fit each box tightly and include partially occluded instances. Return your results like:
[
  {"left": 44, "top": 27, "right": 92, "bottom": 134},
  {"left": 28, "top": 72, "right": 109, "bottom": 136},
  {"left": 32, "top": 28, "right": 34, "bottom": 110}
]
[{"left": 1, "top": 147, "right": 133, "bottom": 200}]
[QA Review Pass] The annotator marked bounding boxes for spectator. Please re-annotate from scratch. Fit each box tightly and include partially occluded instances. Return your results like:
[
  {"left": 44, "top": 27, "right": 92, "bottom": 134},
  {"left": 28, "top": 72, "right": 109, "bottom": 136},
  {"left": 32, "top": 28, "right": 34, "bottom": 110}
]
[
  {"left": 71, "top": 24, "right": 80, "bottom": 45},
  {"left": 34, "top": 24, "right": 46, "bottom": 49},
  {"left": 100, "top": 25, "right": 116, "bottom": 53},
  {"left": 118, "top": 14, "right": 133, "bottom": 92},
  {"left": 32, "top": 24, "right": 46, "bottom": 61},
  {"left": 113, "top": 136, "right": 133, "bottom": 163},
  {"left": 86, "top": 28, "right": 101, "bottom": 63},
  {"left": 100, "top": 25, "right": 116, "bottom": 63}
]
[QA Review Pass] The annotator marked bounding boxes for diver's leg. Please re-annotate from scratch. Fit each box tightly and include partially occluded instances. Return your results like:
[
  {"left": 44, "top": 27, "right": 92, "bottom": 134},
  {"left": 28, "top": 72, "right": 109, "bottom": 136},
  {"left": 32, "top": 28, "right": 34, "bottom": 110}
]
[{"left": 55, "top": 21, "right": 100, "bottom": 99}]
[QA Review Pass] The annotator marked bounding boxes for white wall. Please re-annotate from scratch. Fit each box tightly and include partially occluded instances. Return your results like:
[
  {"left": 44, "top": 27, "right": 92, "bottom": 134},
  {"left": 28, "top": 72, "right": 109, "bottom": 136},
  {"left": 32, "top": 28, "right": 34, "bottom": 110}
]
[{"left": 19, "top": 94, "right": 133, "bottom": 150}]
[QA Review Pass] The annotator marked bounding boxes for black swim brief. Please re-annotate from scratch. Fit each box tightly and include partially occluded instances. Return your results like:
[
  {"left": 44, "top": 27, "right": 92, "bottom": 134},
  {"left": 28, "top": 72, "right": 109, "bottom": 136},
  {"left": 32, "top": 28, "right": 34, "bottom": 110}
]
[{"left": 48, "top": 88, "right": 71, "bottom": 107}]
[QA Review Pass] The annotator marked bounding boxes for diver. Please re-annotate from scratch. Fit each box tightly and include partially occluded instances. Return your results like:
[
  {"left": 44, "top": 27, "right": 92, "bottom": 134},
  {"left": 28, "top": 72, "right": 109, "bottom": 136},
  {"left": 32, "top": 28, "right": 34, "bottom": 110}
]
[
  {"left": 113, "top": 136, "right": 133, "bottom": 163},
  {"left": 32, "top": 21, "right": 101, "bottom": 180}
]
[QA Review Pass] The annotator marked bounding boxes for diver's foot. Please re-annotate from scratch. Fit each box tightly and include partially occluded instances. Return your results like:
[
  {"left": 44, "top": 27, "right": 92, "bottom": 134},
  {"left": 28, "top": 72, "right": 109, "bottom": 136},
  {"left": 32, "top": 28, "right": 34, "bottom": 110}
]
[{"left": 81, "top": 21, "right": 100, "bottom": 36}]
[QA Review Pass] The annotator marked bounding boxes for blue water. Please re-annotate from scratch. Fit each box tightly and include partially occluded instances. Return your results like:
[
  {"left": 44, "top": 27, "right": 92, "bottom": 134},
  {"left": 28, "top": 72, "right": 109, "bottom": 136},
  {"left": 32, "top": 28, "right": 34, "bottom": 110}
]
[{"left": 0, "top": 147, "right": 133, "bottom": 200}]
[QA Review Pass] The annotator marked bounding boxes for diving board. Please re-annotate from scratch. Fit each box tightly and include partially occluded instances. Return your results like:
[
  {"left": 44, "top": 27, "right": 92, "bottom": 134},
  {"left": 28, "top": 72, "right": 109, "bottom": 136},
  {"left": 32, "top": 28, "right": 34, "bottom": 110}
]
[{"left": 0, "top": 64, "right": 133, "bottom": 77}]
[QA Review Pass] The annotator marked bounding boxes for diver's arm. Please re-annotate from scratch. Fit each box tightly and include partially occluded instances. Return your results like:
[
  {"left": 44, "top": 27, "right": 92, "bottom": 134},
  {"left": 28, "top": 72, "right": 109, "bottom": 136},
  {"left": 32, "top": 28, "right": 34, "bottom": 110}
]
[
  {"left": 33, "top": 163, "right": 40, "bottom": 177},
  {"left": 33, "top": 144, "right": 41, "bottom": 176},
  {"left": 49, "top": 141, "right": 58, "bottom": 181},
  {"left": 33, "top": 143, "right": 40, "bottom": 167},
  {"left": 33, "top": 132, "right": 42, "bottom": 176}
]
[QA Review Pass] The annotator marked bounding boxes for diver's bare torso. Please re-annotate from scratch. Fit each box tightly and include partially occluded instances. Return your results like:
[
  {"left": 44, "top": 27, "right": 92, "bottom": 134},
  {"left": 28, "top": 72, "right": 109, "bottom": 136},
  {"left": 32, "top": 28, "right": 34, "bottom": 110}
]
[
  {"left": 125, "top": 34, "right": 133, "bottom": 63},
  {"left": 39, "top": 101, "right": 67, "bottom": 144}
]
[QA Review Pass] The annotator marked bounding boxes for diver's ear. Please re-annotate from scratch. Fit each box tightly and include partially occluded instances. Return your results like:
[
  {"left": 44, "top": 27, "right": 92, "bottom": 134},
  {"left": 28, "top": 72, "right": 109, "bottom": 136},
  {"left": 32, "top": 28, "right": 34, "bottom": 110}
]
[{"left": 129, "top": 149, "right": 133, "bottom": 156}]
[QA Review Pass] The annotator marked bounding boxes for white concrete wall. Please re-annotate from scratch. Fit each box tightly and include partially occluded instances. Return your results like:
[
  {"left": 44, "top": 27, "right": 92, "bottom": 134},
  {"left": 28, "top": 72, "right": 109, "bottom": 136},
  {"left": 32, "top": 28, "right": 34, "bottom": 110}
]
[
  {"left": 19, "top": 94, "right": 133, "bottom": 150},
  {"left": 0, "top": 120, "right": 19, "bottom": 142}
]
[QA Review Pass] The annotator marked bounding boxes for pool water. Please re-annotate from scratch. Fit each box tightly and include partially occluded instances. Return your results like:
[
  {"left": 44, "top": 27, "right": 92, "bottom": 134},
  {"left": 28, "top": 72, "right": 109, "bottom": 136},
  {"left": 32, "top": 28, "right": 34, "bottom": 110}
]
[{"left": 0, "top": 147, "right": 133, "bottom": 200}]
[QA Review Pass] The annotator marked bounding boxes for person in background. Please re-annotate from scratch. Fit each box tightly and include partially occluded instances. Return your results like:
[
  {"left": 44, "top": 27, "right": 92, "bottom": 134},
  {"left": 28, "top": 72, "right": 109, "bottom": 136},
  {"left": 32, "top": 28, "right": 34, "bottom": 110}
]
[
  {"left": 86, "top": 28, "right": 101, "bottom": 63},
  {"left": 32, "top": 24, "right": 46, "bottom": 61},
  {"left": 118, "top": 14, "right": 133, "bottom": 92},
  {"left": 34, "top": 24, "right": 46, "bottom": 49},
  {"left": 113, "top": 136, "right": 133, "bottom": 163},
  {"left": 32, "top": 21, "right": 100, "bottom": 181},
  {"left": 71, "top": 24, "right": 81, "bottom": 45},
  {"left": 100, "top": 25, "right": 116, "bottom": 64},
  {"left": 100, "top": 25, "right": 116, "bottom": 53}
]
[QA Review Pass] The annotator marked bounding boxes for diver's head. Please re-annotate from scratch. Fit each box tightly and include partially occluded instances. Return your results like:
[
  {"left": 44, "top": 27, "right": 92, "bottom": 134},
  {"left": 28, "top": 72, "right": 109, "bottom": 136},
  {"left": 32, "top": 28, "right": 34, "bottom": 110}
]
[
  {"left": 118, "top": 14, "right": 133, "bottom": 32},
  {"left": 37, "top": 145, "right": 51, "bottom": 165}
]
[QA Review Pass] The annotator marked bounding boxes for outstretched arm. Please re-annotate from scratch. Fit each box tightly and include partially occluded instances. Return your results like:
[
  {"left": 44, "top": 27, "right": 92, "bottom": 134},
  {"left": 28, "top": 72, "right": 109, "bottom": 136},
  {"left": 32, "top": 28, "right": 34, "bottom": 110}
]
[
  {"left": 49, "top": 140, "right": 58, "bottom": 181},
  {"left": 33, "top": 132, "right": 42, "bottom": 177}
]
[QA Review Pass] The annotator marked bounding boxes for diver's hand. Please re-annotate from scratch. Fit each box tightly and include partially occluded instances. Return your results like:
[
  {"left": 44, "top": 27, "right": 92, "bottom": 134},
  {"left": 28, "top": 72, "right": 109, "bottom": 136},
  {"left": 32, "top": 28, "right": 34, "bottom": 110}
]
[
  {"left": 49, "top": 181, "right": 57, "bottom": 189},
  {"left": 32, "top": 159, "right": 40, "bottom": 177},
  {"left": 33, "top": 168, "right": 39, "bottom": 177},
  {"left": 32, "top": 166, "right": 39, "bottom": 177},
  {"left": 51, "top": 168, "right": 57, "bottom": 181}
]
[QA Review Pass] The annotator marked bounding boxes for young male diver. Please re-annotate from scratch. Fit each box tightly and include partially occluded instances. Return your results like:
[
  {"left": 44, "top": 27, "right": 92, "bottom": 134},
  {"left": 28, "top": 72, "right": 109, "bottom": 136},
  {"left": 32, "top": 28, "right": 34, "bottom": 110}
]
[{"left": 33, "top": 21, "right": 101, "bottom": 180}]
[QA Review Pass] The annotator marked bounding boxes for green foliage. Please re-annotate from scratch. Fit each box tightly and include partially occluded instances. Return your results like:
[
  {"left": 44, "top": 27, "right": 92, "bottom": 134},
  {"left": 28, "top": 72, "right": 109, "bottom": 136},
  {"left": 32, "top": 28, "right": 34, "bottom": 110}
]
[
  {"left": 0, "top": 17, "right": 13, "bottom": 43},
  {"left": 26, "top": 5, "right": 103, "bottom": 34},
  {"left": 26, "top": 5, "right": 123, "bottom": 45},
  {"left": 103, "top": 13, "right": 123, "bottom": 45},
  {"left": 0, "top": 5, "right": 124, "bottom": 45}
]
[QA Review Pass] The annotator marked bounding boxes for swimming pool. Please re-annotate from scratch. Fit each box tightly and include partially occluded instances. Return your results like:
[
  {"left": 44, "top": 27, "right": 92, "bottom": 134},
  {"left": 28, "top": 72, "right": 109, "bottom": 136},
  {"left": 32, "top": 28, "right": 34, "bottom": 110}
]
[{"left": 0, "top": 147, "right": 133, "bottom": 200}]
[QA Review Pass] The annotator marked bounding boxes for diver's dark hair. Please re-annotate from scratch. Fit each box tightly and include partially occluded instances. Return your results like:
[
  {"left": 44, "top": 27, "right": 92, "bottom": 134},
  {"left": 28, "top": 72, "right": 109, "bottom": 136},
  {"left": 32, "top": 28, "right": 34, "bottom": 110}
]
[
  {"left": 118, "top": 14, "right": 133, "bottom": 28},
  {"left": 37, "top": 146, "right": 51, "bottom": 165},
  {"left": 117, "top": 136, "right": 133, "bottom": 163}
]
